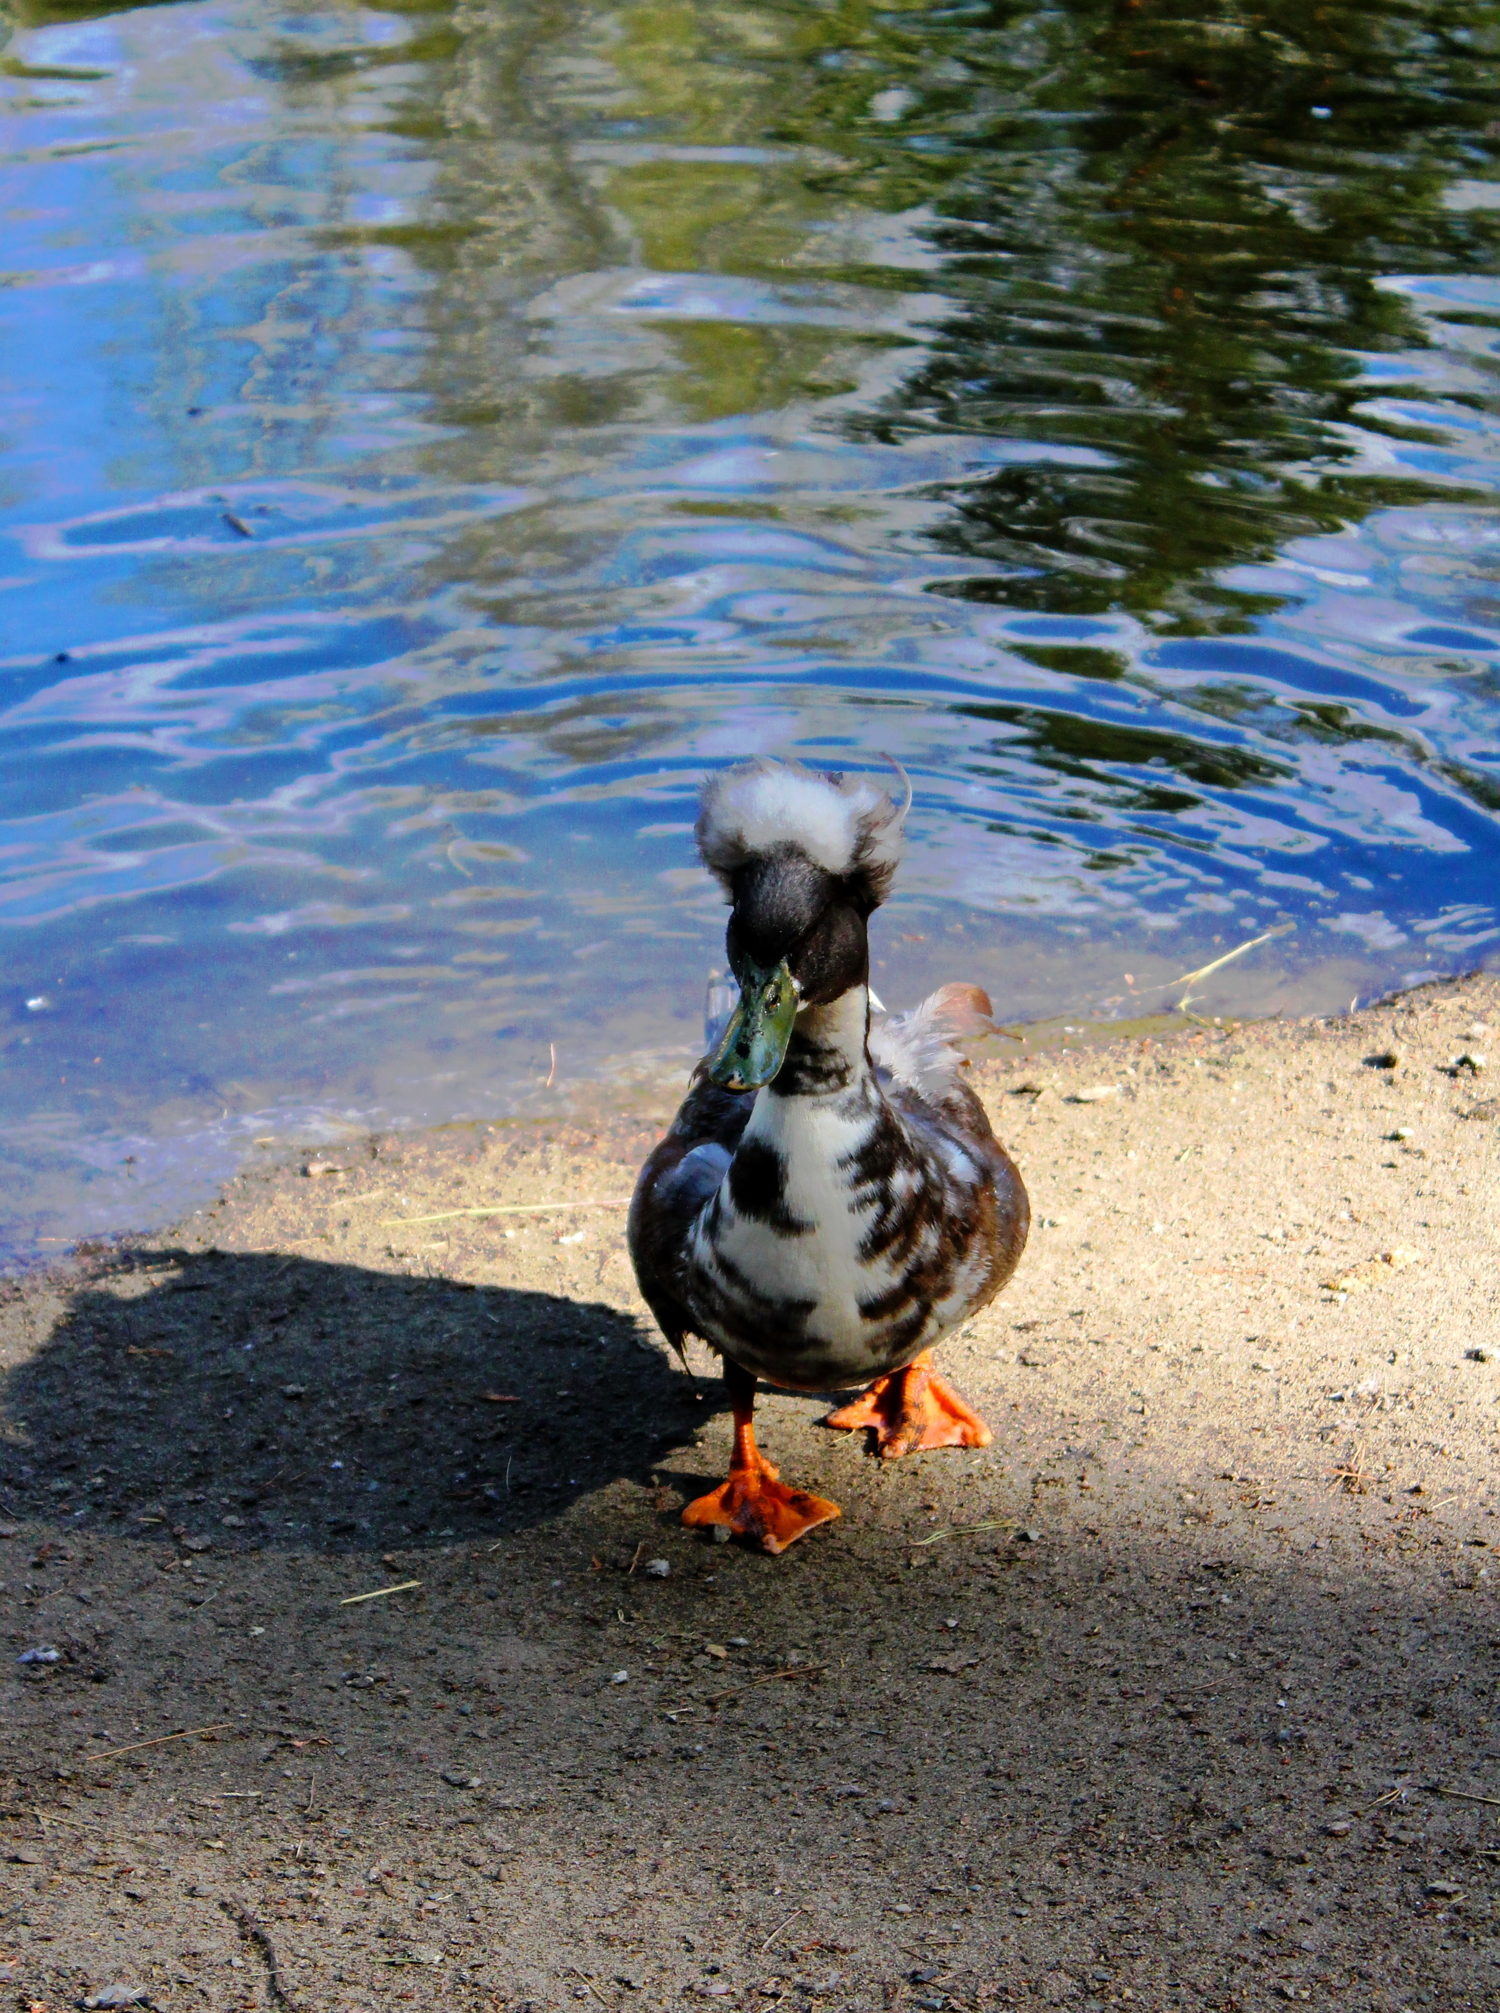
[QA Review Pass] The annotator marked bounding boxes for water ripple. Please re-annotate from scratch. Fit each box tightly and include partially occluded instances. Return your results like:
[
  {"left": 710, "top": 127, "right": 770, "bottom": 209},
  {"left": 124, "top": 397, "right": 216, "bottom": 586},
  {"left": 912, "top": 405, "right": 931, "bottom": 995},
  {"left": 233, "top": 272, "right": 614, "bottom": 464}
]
[{"left": 0, "top": 0, "right": 1498, "bottom": 1261}]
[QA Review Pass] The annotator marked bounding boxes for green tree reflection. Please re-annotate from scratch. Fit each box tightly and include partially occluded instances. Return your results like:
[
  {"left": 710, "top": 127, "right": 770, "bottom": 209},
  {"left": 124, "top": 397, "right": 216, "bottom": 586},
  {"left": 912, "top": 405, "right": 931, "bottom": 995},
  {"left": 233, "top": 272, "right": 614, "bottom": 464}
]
[
  {"left": 597, "top": 0, "right": 1500, "bottom": 630},
  {"left": 51, "top": 0, "right": 1500, "bottom": 640}
]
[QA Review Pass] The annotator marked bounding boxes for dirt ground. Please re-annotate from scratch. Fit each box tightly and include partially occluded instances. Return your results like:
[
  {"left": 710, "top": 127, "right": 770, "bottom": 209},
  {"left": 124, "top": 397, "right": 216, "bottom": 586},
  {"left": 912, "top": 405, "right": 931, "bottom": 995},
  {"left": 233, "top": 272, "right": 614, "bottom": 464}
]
[{"left": 2, "top": 972, "right": 1500, "bottom": 2013}]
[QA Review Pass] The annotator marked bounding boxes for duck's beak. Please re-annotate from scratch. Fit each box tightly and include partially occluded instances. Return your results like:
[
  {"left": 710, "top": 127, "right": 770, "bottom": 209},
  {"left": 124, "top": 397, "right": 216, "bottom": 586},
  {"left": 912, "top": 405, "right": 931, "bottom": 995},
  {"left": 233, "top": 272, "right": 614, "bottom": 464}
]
[{"left": 707, "top": 959, "right": 798, "bottom": 1090}]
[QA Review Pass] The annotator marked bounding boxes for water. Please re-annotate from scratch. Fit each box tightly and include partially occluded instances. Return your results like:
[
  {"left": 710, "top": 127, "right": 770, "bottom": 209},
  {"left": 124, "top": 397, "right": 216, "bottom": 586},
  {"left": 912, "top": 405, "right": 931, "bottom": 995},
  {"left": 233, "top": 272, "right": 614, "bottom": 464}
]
[{"left": 2, "top": 0, "right": 1499, "bottom": 1264}]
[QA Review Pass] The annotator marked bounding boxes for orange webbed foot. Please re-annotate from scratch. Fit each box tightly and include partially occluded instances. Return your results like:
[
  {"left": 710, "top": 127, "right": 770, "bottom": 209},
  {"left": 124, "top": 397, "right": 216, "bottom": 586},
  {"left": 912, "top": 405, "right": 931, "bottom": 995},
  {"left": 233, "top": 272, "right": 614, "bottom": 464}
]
[
  {"left": 682, "top": 1450, "right": 840, "bottom": 1555},
  {"left": 823, "top": 1349, "right": 992, "bottom": 1460}
]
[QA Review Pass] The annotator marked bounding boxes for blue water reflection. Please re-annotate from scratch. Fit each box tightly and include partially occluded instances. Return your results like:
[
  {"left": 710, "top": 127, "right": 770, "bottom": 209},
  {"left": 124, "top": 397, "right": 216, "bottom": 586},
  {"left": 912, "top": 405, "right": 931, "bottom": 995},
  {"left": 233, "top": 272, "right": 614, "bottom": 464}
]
[{"left": 0, "top": 0, "right": 1498, "bottom": 1261}]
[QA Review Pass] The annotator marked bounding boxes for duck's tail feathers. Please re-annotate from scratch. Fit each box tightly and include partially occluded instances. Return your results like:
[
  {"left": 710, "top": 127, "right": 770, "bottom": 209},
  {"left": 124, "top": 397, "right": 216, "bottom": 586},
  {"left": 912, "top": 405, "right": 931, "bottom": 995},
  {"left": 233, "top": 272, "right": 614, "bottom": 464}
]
[
  {"left": 697, "top": 758, "right": 906, "bottom": 910},
  {"left": 869, "top": 982, "right": 994, "bottom": 1099}
]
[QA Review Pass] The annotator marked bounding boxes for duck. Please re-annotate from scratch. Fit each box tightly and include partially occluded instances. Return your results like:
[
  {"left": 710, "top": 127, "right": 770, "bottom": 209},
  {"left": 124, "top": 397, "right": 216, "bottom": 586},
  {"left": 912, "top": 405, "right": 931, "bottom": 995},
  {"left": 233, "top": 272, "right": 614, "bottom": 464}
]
[{"left": 628, "top": 757, "right": 1030, "bottom": 1553}]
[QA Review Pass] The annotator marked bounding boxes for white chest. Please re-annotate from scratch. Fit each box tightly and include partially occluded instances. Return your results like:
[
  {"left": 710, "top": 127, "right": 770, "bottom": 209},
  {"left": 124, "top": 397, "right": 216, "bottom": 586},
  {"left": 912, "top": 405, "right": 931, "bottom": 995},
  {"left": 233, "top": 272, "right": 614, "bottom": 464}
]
[
  {"left": 675, "top": 994, "right": 997, "bottom": 1387},
  {"left": 720, "top": 1093, "right": 881, "bottom": 1326}
]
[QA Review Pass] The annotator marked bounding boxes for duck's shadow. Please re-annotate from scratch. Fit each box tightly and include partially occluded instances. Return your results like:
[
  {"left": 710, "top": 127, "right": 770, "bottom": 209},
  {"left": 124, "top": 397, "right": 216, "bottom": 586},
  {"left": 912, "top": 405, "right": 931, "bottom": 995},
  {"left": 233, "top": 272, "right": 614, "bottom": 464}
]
[{"left": 0, "top": 1248, "right": 725, "bottom": 1552}]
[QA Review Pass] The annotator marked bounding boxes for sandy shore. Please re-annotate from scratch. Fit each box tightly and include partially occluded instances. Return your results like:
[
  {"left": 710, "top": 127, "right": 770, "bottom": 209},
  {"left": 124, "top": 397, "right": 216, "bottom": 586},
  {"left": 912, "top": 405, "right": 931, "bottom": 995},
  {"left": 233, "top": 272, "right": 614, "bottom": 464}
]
[{"left": 2, "top": 972, "right": 1499, "bottom": 2012}]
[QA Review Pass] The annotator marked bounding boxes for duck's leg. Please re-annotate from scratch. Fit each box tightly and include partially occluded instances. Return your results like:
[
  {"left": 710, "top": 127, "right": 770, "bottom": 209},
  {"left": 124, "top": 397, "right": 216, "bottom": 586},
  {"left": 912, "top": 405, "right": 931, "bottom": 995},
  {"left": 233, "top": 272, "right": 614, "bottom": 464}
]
[
  {"left": 683, "top": 1359, "right": 841, "bottom": 1554},
  {"left": 822, "top": 1348, "right": 992, "bottom": 1460}
]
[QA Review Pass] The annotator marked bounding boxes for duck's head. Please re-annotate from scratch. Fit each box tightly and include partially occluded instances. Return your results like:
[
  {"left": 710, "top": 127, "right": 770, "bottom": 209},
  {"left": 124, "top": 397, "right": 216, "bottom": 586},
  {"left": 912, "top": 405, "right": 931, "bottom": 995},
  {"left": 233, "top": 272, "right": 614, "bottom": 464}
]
[{"left": 695, "top": 758, "right": 908, "bottom": 1090}]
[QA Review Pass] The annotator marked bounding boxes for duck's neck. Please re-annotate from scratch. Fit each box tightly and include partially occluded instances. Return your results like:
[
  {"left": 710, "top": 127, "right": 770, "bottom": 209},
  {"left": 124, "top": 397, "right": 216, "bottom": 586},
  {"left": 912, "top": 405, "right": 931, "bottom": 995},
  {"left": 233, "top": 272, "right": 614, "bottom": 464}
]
[{"left": 769, "top": 985, "right": 871, "bottom": 1099}]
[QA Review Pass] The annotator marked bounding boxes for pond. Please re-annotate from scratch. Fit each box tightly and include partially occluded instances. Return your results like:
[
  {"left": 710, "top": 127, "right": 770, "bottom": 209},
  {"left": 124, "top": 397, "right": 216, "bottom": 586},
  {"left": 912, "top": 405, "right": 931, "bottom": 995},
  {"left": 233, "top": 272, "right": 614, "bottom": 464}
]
[{"left": 1, "top": 0, "right": 1498, "bottom": 1262}]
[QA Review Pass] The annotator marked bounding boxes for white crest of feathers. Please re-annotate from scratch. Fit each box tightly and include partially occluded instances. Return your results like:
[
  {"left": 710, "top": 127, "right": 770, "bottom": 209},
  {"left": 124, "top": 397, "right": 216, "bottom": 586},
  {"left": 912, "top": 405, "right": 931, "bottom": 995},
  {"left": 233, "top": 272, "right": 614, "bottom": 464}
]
[{"left": 696, "top": 758, "right": 907, "bottom": 904}]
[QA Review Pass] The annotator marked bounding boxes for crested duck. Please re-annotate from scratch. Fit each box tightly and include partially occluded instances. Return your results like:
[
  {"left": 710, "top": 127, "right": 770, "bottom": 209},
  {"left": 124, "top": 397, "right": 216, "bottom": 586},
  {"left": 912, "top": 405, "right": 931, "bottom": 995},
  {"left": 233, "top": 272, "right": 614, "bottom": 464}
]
[{"left": 628, "top": 759, "right": 1030, "bottom": 1552}]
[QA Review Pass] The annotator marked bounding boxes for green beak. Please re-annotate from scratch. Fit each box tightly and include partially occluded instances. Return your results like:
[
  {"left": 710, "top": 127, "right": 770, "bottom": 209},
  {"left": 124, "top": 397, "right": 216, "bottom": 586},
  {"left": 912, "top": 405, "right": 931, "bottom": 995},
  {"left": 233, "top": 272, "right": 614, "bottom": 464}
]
[{"left": 707, "top": 959, "right": 799, "bottom": 1090}]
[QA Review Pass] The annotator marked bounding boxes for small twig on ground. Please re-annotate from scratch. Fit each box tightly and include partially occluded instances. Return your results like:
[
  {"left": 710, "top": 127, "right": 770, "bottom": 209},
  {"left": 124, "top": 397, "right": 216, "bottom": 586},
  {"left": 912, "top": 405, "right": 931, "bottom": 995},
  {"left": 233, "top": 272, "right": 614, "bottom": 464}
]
[
  {"left": 1430, "top": 1784, "right": 1500, "bottom": 1809},
  {"left": 339, "top": 1579, "right": 422, "bottom": 1606},
  {"left": 626, "top": 1541, "right": 645, "bottom": 1576},
  {"left": 87, "top": 1722, "right": 231, "bottom": 1765},
  {"left": 1362, "top": 1786, "right": 1409, "bottom": 1814},
  {"left": 567, "top": 1967, "right": 610, "bottom": 2008},
  {"left": 223, "top": 1898, "right": 302, "bottom": 2010},
  {"left": 663, "top": 1662, "right": 829, "bottom": 1716},
  {"left": 761, "top": 1907, "right": 807, "bottom": 1951},
  {"left": 1331, "top": 1444, "right": 1373, "bottom": 1496},
  {"left": 910, "top": 1518, "right": 1016, "bottom": 1548}
]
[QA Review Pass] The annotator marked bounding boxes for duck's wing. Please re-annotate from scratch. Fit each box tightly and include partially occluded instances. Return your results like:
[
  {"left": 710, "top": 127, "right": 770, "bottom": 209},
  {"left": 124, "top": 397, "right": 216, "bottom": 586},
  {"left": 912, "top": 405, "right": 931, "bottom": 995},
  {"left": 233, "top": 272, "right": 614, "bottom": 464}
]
[
  {"left": 868, "top": 982, "right": 998, "bottom": 1126},
  {"left": 627, "top": 1066, "right": 754, "bottom": 1359},
  {"left": 870, "top": 982, "right": 1029, "bottom": 1289}
]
